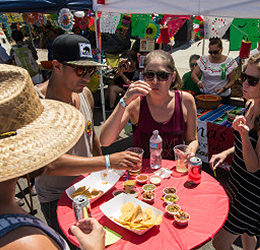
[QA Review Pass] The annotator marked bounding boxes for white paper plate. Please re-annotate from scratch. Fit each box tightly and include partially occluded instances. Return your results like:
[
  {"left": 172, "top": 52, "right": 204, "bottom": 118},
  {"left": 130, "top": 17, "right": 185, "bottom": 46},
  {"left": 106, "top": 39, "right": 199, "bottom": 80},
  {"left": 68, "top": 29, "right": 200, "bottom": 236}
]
[
  {"left": 100, "top": 193, "right": 163, "bottom": 235},
  {"left": 66, "top": 170, "right": 120, "bottom": 202}
]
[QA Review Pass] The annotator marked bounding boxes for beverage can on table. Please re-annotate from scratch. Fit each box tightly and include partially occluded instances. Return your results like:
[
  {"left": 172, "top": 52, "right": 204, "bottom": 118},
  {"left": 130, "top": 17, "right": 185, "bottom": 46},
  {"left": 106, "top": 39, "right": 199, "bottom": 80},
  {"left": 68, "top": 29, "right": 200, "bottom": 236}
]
[
  {"left": 188, "top": 156, "right": 202, "bottom": 184},
  {"left": 72, "top": 194, "right": 91, "bottom": 221}
]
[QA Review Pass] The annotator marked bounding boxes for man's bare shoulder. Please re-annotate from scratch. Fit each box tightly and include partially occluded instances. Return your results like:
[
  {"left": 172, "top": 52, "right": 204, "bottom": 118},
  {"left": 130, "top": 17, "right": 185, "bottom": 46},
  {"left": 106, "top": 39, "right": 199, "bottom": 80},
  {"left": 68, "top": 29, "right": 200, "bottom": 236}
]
[
  {"left": 0, "top": 226, "right": 62, "bottom": 250},
  {"left": 36, "top": 80, "right": 49, "bottom": 97}
]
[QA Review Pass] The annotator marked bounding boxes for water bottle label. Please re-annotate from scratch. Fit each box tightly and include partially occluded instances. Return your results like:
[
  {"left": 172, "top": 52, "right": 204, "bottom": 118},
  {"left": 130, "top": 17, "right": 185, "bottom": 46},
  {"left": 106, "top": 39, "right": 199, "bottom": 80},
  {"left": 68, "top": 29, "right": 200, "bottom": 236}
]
[{"left": 150, "top": 142, "right": 159, "bottom": 149}]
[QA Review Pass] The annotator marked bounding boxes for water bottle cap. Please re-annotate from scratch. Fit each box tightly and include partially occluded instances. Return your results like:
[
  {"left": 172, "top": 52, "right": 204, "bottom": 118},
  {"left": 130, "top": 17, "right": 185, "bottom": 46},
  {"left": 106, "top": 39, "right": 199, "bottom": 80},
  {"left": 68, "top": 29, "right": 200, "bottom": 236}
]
[{"left": 153, "top": 130, "right": 159, "bottom": 134}]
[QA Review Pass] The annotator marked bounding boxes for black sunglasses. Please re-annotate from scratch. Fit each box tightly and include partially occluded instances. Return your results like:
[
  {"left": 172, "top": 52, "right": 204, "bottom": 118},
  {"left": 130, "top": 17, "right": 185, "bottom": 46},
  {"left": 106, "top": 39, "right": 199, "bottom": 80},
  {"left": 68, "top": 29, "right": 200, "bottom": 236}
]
[
  {"left": 241, "top": 72, "right": 259, "bottom": 87},
  {"left": 190, "top": 63, "right": 197, "bottom": 67},
  {"left": 64, "top": 63, "right": 98, "bottom": 77},
  {"left": 143, "top": 70, "right": 172, "bottom": 81},
  {"left": 208, "top": 50, "right": 220, "bottom": 55}
]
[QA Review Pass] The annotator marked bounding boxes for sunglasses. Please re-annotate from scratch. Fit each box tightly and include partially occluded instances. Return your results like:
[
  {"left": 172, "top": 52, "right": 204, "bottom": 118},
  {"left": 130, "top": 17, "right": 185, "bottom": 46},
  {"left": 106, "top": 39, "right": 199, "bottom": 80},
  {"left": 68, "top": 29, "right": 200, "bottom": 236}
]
[
  {"left": 143, "top": 70, "right": 172, "bottom": 81},
  {"left": 190, "top": 63, "right": 197, "bottom": 67},
  {"left": 208, "top": 50, "right": 220, "bottom": 55},
  {"left": 241, "top": 72, "right": 259, "bottom": 87},
  {"left": 64, "top": 63, "right": 98, "bottom": 77}
]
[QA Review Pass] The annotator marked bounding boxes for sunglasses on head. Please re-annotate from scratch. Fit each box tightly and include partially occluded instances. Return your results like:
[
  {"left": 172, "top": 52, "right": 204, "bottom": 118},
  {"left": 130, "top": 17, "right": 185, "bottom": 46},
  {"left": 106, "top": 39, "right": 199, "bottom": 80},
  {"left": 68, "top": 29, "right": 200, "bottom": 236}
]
[
  {"left": 208, "top": 50, "right": 220, "bottom": 55},
  {"left": 64, "top": 63, "right": 98, "bottom": 77},
  {"left": 143, "top": 70, "right": 172, "bottom": 81},
  {"left": 241, "top": 72, "right": 259, "bottom": 87},
  {"left": 190, "top": 63, "right": 197, "bottom": 67}
]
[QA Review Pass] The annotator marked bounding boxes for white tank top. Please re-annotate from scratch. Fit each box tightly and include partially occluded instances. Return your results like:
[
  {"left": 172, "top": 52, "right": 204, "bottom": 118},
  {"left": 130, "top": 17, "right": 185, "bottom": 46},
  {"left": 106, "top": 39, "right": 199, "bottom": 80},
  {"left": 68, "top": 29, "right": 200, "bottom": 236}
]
[{"left": 35, "top": 86, "right": 94, "bottom": 203}]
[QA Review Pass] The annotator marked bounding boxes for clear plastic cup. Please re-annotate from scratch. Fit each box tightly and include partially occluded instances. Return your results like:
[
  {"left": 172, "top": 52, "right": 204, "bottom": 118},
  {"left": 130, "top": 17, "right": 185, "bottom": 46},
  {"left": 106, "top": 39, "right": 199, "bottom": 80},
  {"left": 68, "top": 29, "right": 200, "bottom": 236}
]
[
  {"left": 173, "top": 145, "right": 191, "bottom": 173},
  {"left": 126, "top": 147, "right": 144, "bottom": 175}
]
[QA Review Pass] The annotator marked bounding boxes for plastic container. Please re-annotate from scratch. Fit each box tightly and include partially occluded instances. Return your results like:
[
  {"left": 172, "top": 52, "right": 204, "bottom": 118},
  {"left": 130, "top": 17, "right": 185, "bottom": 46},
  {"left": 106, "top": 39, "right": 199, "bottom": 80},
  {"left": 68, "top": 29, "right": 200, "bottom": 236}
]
[{"left": 149, "top": 130, "right": 162, "bottom": 169}]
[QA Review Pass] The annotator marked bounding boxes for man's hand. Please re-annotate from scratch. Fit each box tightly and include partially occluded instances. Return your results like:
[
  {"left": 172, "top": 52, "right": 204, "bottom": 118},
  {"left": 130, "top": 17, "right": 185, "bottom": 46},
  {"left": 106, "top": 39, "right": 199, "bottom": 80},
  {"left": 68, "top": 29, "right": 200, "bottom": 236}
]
[{"left": 70, "top": 218, "right": 105, "bottom": 250}]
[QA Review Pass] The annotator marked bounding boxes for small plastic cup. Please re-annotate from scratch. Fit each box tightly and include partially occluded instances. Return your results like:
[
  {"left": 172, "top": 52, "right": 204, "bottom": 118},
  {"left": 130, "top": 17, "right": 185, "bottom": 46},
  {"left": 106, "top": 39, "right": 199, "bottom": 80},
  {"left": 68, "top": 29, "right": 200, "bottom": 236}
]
[
  {"left": 126, "top": 147, "right": 144, "bottom": 175},
  {"left": 173, "top": 145, "right": 191, "bottom": 173}
]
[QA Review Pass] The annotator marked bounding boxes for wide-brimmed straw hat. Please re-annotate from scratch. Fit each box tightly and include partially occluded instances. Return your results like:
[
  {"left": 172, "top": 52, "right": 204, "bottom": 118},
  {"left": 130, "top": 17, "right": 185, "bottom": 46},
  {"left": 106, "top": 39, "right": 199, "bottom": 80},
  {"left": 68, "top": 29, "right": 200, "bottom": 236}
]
[{"left": 0, "top": 65, "right": 85, "bottom": 182}]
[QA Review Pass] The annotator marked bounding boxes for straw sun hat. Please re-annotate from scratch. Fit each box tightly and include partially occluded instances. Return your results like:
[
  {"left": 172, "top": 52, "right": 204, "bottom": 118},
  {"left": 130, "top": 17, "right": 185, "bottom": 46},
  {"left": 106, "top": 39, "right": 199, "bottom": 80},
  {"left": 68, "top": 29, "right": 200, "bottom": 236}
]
[{"left": 0, "top": 64, "right": 85, "bottom": 182}]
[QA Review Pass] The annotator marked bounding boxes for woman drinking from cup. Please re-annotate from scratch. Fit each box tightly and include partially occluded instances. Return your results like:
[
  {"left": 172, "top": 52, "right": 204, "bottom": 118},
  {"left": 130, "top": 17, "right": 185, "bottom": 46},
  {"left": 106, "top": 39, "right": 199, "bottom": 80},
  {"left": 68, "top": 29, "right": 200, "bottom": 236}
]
[
  {"left": 100, "top": 50, "right": 198, "bottom": 160},
  {"left": 209, "top": 53, "right": 260, "bottom": 250},
  {"left": 191, "top": 37, "right": 238, "bottom": 104}
]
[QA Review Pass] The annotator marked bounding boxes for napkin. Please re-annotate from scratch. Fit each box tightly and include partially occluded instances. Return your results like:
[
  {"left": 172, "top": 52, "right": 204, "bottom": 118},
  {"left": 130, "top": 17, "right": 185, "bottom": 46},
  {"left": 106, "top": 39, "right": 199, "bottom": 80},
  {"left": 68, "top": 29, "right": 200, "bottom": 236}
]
[
  {"left": 104, "top": 226, "right": 122, "bottom": 246},
  {"left": 154, "top": 168, "right": 172, "bottom": 179}
]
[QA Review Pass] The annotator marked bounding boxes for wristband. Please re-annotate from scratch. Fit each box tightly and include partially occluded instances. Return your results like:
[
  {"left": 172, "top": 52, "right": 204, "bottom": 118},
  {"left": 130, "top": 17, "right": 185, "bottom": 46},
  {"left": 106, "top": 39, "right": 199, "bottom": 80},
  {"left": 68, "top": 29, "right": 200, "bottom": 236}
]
[
  {"left": 105, "top": 154, "right": 112, "bottom": 171},
  {"left": 197, "top": 80, "right": 202, "bottom": 85},
  {"left": 119, "top": 98, "right": 127, "bottom": 108}
]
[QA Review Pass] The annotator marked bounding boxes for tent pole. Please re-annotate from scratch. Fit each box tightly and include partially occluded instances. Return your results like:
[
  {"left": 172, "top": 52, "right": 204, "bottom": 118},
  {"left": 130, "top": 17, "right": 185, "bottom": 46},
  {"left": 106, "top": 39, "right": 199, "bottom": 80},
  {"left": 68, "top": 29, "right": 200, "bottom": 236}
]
[
  {"left": 202, "top": 39, "right": 205, "bottom": 56},
  {"left": 94, "top": 12, "right": 106, "bottom": 122},
  {"left": 27, "top": 23, "right": 35, "bottom": 48}
]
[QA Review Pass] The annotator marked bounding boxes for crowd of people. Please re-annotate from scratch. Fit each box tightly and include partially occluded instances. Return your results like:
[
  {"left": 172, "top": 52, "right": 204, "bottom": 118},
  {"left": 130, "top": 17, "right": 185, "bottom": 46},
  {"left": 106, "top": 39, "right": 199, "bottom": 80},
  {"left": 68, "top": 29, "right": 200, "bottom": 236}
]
[{"left": 0, "top": 24, "right": 260, "bottom": 250}]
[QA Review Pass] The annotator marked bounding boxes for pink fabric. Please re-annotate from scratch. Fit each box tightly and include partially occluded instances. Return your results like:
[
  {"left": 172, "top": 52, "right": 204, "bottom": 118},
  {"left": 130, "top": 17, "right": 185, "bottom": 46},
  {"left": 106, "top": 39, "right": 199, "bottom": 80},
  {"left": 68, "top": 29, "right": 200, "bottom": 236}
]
[
  {"left": 57, "top": 159, "right": 229, "bottom": 250},
  {"left": 133, "top": 91, "right": 186, "bottom": 159}
]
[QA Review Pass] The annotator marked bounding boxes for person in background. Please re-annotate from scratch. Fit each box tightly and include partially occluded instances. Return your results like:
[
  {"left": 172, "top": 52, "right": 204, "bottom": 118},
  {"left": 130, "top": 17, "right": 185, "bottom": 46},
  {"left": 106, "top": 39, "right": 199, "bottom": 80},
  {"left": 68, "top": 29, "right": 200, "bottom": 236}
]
[
  {"left": 191, "top": 37, "right": 238, "bottom": 104},
  {"left": 0, "top": 44, "right": 12, "bottom": 64},
  {"left": 209, "top": 53, "right": 260, "bottom": 250},
  {"left": 40, "top": 24, "right": 57, "bottom": 61},
  {"left": 35, "top": 34, "right": 140, "bottom": 249},
  {"left": 10, "top": 30, "right": 43, "bottom": 84},
  {"left": 100, "top": 50, "right": 198, "bottom": 159},
  {"left": 105, "top": 50, "right": 139, "bottom": 109},
  {"left": 181, "top": 54, "right": 201, "bottom": 96},
  {"left": 0, "top": 64, "right": 105, "bottom": 250}
]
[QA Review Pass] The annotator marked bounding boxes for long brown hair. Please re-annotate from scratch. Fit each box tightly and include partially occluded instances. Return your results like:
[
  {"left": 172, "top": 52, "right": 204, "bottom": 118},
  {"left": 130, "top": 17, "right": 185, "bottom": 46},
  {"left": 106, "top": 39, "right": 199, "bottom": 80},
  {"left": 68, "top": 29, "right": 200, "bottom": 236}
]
[{"left": 144, "top": 50, "right": 182, "bottom": 89}]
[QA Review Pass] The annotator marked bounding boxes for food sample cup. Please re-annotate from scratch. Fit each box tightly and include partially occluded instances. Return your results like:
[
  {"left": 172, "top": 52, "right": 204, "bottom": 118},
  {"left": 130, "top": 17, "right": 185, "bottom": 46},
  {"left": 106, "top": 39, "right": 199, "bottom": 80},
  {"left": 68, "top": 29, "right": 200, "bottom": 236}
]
[
  {"left": 126, "top": 147, "right": 144, "bottom": 175},
  {"left": 173, "top": 145, "right": 191, "bottom": 173}
]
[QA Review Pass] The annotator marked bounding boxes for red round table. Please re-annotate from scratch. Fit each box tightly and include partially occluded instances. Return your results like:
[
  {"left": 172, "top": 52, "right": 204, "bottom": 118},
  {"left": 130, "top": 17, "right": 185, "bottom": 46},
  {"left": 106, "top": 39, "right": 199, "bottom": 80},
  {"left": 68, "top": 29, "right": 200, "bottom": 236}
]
[{"left": 57, "top": 159, "right": 229, "bottom": 250}]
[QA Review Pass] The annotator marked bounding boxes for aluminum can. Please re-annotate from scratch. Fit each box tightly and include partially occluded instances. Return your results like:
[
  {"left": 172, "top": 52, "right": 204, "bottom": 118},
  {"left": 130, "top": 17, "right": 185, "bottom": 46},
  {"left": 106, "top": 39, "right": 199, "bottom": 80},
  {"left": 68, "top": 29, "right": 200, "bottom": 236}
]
[
  {"left": 188, "top": 156, "right": 202, "bottom": 184},
  {"left": 72, "top": 194, "right": 91, "bottom": 221}
]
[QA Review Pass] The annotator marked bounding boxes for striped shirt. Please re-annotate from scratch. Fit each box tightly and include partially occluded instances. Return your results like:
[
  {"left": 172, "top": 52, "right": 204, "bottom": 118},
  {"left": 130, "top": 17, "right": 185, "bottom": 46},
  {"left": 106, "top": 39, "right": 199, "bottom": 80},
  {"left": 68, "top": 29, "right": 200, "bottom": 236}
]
[{"left": 224, "top": 129, "right": 260, "bottom": 236}]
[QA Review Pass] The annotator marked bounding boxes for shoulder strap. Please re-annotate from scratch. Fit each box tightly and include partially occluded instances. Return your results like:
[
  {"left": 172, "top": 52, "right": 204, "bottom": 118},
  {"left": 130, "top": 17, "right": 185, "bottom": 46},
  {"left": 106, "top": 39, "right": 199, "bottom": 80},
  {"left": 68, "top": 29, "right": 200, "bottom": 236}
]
[{"left": 0, "top": 214, "right": 68, "bottom": 250}]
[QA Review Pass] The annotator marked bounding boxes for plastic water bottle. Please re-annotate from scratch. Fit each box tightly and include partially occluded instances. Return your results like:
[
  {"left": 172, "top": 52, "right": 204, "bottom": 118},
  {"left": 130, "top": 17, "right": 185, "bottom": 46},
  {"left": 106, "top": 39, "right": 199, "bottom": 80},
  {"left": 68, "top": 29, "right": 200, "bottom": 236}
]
[{"left": 150, "top": 130, "right": 162, "bottom": 169}]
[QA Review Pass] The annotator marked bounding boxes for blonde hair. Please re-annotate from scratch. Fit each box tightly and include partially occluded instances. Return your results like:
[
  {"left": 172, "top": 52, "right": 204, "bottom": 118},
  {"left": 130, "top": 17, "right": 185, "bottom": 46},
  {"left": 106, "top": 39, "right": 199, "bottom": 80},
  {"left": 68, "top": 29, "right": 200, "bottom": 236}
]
[
  {"left": 144, "top": 50, "right": 182, "bottom": 89},
  {"left": 246, "top": 53, "right": 260, "bottom": 131}
]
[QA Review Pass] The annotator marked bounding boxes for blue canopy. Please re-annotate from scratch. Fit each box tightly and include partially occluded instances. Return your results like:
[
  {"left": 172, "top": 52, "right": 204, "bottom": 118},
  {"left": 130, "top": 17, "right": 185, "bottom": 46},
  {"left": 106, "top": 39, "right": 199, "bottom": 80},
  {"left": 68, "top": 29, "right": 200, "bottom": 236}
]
[{"left": 0, "top": 0, "right": 92, "bottom": 12}]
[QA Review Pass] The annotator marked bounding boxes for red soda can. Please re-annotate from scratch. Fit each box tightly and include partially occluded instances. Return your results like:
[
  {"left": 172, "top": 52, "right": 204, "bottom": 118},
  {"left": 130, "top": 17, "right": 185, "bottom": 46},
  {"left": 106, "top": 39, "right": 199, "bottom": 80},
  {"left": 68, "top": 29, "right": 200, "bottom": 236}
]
[
  {"left": 72, "top": 194, "right": 91, "bottom": 221},
  {"left": 188, "top": 156, "right": 202, "bottom": 184}
]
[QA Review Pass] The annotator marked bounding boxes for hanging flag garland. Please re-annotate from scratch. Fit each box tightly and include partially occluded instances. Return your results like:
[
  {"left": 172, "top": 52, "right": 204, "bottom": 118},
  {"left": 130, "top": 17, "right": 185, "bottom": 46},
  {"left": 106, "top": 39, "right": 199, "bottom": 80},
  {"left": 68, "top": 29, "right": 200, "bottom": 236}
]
[
  {"left": 193, "top": 15, "right": 204, "bottom": 39},
  {"left": 100, "top": 12, "right": 121, "bottom": 34},
  {"left": 144, "top": 20, "right": 160, "bottom": 39},
  {"left": 58, "top": 8, "right": 74, "bottom": 32},
  {"left": 204, "top": 16, "right": 233, "bottom": 39},
  {"left": 131, "top": 14, "right": 152, "bottom": 38},
  {"left": 116, "top": 14, "right": 131, "bottom": 38}
]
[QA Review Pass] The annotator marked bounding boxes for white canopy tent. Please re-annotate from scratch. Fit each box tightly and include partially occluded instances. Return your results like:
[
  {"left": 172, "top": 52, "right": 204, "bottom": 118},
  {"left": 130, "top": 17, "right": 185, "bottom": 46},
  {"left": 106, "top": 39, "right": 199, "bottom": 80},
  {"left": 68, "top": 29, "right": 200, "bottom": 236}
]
[{"left": 93, "top": 0, "right": 260, "bottom": 18}]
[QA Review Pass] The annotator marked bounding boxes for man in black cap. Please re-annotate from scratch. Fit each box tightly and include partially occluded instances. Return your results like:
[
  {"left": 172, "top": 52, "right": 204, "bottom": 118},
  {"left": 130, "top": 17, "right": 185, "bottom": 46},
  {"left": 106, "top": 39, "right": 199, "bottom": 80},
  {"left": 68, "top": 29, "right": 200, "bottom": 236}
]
[{"left": 35, "top": 34, "right": 140, "bottom": 249}]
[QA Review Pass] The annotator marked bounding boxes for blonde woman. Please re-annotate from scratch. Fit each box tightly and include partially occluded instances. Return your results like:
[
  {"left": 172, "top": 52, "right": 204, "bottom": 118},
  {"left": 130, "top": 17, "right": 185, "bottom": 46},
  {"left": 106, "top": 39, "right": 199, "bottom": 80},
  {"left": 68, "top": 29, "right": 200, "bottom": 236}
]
[{"left": 210, "top": 53, "right": 260, "bottom": 250}]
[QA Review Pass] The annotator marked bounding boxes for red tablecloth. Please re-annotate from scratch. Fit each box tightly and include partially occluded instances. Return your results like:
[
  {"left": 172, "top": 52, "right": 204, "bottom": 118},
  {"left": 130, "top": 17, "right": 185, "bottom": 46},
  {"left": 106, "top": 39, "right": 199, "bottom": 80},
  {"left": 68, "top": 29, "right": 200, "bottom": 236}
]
[{"left": 57, "top": 159, "right": 229, "bottom": 250}]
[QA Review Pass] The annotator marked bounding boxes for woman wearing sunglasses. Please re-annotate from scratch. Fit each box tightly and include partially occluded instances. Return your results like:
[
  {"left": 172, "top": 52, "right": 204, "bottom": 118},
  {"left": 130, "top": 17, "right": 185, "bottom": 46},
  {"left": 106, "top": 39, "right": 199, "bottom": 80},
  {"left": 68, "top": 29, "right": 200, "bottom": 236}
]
[
  {"left": 100, "top": 50, "right": 198, "bottom": 160},
  {"left": 209, "top": 53, "right": 260, "bottom": 250},
  {"left": 191, "top": 37, "right": 237, "bottom": 104}
]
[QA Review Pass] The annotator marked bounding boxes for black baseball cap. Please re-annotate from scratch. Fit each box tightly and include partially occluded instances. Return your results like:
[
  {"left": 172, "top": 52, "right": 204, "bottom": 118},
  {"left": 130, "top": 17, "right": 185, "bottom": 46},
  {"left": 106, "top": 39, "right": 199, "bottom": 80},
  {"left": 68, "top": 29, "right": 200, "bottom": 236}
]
[{"left": 52, "top": 34, "right": 104, "bottom": 67}]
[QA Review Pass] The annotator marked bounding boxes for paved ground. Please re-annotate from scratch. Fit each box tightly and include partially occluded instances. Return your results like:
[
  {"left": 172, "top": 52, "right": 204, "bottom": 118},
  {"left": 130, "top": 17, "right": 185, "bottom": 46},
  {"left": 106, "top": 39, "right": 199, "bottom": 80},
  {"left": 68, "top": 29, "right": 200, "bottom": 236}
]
[{"left": 15, "top": 40, "right": 256, "bottom": 249}]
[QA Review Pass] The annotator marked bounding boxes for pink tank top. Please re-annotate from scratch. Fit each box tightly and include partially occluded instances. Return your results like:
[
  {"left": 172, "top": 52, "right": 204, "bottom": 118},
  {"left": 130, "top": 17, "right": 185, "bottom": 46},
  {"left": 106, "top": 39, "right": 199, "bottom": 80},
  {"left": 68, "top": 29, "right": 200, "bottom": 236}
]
[{"left": 133, "top": 90, "right": 186, "bottom": 159}]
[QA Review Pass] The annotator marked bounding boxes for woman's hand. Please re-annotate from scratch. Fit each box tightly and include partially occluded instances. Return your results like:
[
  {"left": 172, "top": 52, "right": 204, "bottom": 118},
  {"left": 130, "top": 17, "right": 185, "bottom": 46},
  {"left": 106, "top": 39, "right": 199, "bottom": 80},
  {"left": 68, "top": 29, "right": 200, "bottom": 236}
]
[
  {"left": 232, "top": 115, "right": 249, "bottom": 137},
  {"left": 198, "top": 81, "right": 205, "bottom": 89},
  {"left": 215, "top": 87, "right": 224, "bottom": 95},
  {"left": 70, "top": 218, "right": 105, "bottom": 250},
  {"left": 110, "top": 151, "right": 141, "bottom": 171},
  {"left": 209, "top": 152, "right": 228, "bottom": 171},
  {"left": 123, "top": 80, "right": 152, "bottom": 105}
]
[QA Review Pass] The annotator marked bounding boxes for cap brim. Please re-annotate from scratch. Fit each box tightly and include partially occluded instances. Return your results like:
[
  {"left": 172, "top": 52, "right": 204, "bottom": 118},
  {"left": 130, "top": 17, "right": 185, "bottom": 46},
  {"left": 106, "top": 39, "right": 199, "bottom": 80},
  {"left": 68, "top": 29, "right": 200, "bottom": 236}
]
[
  {"left": 0, "top": 99, "right": 85, "bottom": 182},
  {"left": 66, "top": 60, "right": 106, "bottom": 67}
]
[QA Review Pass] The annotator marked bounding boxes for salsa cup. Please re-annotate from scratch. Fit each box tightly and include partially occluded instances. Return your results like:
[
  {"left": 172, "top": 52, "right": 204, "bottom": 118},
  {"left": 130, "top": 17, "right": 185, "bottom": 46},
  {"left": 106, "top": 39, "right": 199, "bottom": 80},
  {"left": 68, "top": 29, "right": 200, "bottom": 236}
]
[
  {"left": 165, "top": 204, "right": 181, "bottom": 217},
  {"left": 174, "top": 210, "right": 190, "bottom": 226},
  {"left": 164, "top": 194, "right": 179, "bottom": 204}
]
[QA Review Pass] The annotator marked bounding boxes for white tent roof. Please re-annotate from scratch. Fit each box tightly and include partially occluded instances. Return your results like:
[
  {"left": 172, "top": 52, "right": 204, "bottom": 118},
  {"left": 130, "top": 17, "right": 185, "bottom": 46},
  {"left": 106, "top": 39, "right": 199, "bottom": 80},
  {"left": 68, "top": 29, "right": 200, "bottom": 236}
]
[{"left": 94, "top": 0, "right": 260, "bottom": 18}]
